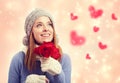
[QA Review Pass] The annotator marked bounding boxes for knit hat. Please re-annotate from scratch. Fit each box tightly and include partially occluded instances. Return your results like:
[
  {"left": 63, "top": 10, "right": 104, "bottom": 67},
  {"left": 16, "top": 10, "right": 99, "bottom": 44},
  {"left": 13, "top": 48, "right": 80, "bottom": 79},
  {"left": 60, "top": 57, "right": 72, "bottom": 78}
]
[{"left": 23, "top": 8, "right": 54, "bottom": 46}]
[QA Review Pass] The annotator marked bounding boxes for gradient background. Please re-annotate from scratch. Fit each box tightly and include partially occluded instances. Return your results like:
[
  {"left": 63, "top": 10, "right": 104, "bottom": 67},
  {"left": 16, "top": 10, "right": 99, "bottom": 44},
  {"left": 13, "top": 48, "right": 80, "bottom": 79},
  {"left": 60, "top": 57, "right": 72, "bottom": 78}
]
[{"left": 0, "top": 0, "right": 120, "bottom": 83}]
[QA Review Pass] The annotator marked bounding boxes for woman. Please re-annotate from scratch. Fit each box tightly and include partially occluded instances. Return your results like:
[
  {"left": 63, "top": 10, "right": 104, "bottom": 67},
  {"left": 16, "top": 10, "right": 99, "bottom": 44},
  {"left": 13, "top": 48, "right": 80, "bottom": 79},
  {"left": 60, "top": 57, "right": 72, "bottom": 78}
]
[{"left": 8, "top": 8, "right": 71, "bottom": 83}]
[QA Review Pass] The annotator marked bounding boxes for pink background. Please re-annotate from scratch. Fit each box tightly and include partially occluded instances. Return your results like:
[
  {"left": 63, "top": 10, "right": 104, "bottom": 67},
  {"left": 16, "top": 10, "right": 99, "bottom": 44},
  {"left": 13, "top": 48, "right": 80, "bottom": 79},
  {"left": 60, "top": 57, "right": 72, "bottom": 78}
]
[{"left": 0, "top": 0, "right": 120, "bottom": 83}]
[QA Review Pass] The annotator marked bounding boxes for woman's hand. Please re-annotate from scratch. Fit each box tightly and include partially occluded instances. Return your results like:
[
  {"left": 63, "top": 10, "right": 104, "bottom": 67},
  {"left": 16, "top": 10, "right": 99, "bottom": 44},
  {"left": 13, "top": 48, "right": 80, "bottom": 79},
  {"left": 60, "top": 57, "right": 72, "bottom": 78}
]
[
  {"left": 37, "top": 56, "right": 62, "bottom": 76},
  {"left": 25, "top": 74, "right": 49, "bottom": 83}
]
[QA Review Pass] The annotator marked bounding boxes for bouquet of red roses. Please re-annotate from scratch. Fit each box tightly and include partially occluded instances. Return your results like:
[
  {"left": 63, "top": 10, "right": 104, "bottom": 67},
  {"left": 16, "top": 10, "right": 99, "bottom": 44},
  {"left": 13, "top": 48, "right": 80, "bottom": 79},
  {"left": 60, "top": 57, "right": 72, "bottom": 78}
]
[{"left": 34, "top": 42, "right": 61, "bottom": 60}]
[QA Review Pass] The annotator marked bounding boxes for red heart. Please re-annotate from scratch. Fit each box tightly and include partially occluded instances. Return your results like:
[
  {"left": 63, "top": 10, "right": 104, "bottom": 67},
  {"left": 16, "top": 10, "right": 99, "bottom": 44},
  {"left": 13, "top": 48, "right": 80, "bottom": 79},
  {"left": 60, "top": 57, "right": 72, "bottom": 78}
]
[
  {"left": 89, "top": 5, "right": 103, "bottom": 19},
  {"left": 93, "top": 26, "right": 99, "bottom": 32},
  {"left": 86, "top": 53, "right": 91, "bottom": 59},
  {"left": 70, "top": 13, "right": 78, "bottom": 20},
  {"left": 98, "top": 42, "right": 107, "bottom": 49},
  {"left": 88, "top": 5, "right": 95, "bottom": 12},
  {"left": 70, "top": 30, "right": 86, "bottom": 46},
  {"left": 112, "top": 13, "right": 118, "bottom": 20}
]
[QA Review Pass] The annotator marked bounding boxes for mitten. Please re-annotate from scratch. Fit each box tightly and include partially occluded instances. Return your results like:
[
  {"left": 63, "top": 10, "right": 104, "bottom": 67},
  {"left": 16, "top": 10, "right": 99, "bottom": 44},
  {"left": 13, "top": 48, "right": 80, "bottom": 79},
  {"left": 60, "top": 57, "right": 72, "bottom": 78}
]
[
  {"left": 25, "top": 74, "right": 49, "bottom": 83},
  {"left": 39, "top": 57, "right": 62, "bottom": 76}
]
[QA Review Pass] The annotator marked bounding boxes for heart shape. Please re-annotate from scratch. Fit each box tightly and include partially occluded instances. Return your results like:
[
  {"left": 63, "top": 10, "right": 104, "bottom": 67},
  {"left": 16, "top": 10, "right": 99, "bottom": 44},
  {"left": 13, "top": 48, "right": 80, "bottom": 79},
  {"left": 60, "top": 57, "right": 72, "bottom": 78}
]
[
  {"left": 70, "top": 13, "right": 78, "bottom": 20},
  {"left": 98, "top": 42, "right": 107, "bottom": 50},
  {"left": 93, "top": 26, "right": 99, "bottom": 32},
  {"left": 89, "top": 5, "right": 103, "bottom": 19},
  {"left": 112, "top": 13, "right": 118, "bottom": 20},
  {"left": 70, "top": 30, "right": 86, "bottom": 46},
  {"left": 86, "top": 53, "right": 91, "bottom": 59}
]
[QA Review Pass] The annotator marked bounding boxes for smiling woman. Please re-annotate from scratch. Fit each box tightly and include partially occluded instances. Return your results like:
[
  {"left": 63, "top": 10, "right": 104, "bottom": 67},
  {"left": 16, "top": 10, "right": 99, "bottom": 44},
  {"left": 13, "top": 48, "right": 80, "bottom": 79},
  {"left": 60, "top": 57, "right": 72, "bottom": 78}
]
[
  {"left": 32, "top": 16, "right": 54, "bottom": 44},
  {"left": 8, "top": 8, "right": 71, "bottom": 83}
]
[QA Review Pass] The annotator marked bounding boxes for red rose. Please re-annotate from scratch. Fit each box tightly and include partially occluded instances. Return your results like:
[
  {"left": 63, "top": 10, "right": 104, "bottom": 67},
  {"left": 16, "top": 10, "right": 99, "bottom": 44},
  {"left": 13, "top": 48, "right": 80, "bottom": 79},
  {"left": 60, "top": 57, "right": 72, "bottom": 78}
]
[
  {"left": 51, "top": 47, "right": 61, "bottom": 60},
  {"left": 34, "top": 42, "right": 61, "bottom": 59}
]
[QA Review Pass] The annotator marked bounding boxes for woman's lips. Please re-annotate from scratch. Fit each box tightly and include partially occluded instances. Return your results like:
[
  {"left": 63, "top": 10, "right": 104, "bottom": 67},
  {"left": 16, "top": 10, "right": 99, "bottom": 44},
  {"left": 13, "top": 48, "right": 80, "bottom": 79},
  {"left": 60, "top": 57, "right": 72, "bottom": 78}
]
[{"left": 41, "top": 33, "right": 50, "bottom": 37}]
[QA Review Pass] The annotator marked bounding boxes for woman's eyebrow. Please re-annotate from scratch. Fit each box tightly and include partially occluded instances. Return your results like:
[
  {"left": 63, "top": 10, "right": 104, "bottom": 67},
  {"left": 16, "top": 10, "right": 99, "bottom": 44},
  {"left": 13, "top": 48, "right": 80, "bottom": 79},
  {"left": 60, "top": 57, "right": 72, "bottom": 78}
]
[{"left": 36, "top": 22, "right": 42, "bottom": 24}]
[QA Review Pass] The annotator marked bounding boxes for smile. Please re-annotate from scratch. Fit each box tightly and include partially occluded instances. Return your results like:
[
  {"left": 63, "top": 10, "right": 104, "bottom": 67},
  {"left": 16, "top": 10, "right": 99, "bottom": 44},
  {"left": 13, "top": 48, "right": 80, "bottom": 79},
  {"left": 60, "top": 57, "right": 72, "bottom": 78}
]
[{"left": 41, "top": 33, "right": 50, "bottom": 37}]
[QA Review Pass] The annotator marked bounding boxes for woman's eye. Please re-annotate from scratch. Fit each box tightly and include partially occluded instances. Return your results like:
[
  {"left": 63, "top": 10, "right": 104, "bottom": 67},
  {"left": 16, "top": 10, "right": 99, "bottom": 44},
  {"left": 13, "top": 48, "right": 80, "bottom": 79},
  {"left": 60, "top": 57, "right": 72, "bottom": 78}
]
[
  {"left": 48, "top": 23, "right": 53, "bottom": 27},
  {"left": 36, "top": 24, "right": 42, "bottom": 27}
]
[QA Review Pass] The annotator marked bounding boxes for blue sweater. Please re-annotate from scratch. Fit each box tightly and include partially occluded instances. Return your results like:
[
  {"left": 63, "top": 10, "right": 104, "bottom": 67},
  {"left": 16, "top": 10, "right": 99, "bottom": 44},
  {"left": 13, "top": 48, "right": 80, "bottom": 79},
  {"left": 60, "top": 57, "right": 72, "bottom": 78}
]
[{"left": 8, "top": 51, "right": 71, "bottom": 83}]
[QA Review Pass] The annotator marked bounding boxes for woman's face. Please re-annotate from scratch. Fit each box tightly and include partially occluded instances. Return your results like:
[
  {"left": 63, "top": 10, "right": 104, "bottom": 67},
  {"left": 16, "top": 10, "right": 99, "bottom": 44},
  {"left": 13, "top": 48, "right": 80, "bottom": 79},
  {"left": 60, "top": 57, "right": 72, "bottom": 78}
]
[{"left": 32, "top": 16, "right": 54, "bottom": 44}]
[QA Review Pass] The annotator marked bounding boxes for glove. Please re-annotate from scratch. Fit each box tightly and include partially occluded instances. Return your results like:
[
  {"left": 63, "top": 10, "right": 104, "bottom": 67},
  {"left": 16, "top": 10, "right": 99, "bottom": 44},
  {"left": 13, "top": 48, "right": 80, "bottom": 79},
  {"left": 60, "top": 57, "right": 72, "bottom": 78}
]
[
  {"left": 25, "top": 74, "right": 49, "bottom": 83},
  {"left": 38, "top": 56, "right": 62, "bottom": 76}
]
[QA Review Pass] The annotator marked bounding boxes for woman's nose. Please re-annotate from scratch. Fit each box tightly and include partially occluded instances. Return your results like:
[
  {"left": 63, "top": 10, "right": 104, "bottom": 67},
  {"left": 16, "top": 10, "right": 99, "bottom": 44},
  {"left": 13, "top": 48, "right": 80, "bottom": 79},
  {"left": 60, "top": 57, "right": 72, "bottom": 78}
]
[{"left": 43, "top": 25, "right": 48, "bottom": 32}]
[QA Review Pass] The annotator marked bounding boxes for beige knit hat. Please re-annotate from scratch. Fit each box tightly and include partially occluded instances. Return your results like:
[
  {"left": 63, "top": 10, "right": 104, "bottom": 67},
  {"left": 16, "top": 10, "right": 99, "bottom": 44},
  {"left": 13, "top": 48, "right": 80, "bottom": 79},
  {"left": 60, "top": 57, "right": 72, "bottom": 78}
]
[{"left": 23, "top": 8, "right": 54, "bottom": 46}]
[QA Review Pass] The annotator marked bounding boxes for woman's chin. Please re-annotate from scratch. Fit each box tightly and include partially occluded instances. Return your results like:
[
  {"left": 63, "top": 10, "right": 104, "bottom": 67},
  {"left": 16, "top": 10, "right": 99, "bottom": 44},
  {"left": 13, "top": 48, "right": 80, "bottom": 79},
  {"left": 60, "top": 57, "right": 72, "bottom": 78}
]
[
  {"left": 43, "top": 41, "right": 51, "bottom": 43},
  {"left": 41, "top": 40, "right": 52, "bottom": 43}
]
